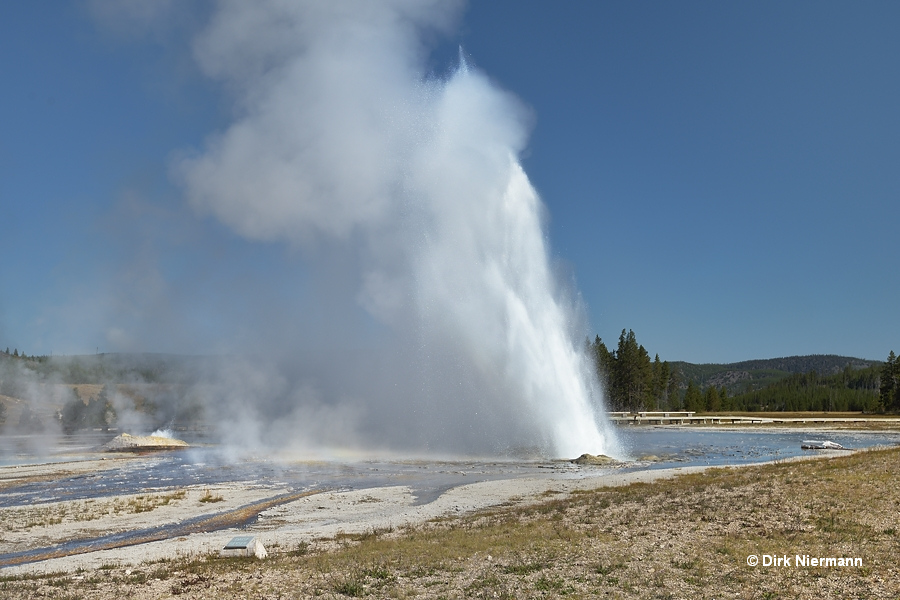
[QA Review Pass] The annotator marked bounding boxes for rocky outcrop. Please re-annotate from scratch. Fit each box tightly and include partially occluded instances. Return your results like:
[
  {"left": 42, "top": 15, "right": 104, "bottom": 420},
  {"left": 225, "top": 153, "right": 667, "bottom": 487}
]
[{"left": 101, "top": 432, "right": 189, "bottom": 452}]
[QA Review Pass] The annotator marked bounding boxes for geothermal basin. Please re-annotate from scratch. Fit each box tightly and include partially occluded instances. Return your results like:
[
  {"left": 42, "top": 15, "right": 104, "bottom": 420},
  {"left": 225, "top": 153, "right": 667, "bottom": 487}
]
[{"left": 2, "top": 427, "right": 899, "bottom": 574}]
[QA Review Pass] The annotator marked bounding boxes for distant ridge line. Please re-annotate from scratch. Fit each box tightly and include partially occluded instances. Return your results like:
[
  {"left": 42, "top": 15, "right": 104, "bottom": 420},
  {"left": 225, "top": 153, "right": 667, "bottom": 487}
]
[
  {"left": 675, "top": 354, "right": 876, "bottom": 372},
  {"left": 669, "top": 354, "right": 879, "bottom": 394}
]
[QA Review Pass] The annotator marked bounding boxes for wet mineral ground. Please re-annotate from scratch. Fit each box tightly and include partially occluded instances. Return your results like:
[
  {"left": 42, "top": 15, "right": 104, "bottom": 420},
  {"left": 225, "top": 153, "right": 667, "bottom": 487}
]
[{"left": 2, "top": 427, "right": 899, "bottom": 573}]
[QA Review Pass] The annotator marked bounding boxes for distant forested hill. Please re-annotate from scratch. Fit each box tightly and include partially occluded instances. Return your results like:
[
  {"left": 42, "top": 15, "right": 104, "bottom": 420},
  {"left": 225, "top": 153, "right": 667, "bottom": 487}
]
[
  {"left": 723, "top": 365, "right": 883, "bottom": 412},
  {"left": 589, "top": 331, "right": 887, "bottom": 413},
  {"left": 662, "top": 355, "right": 882, "bottom": 412},
  {"left": 672, "top": 355, "right": 877, "bottom": 396}
]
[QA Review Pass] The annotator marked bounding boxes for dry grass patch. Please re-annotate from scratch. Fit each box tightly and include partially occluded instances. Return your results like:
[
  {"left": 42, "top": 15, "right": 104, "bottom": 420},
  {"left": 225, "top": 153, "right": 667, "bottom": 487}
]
[
  {"left": 198, "top": 489, "right": 224, "bottom": 504},
  {"left": 0, "top": 490, "right": 187, "bottom": 531}
]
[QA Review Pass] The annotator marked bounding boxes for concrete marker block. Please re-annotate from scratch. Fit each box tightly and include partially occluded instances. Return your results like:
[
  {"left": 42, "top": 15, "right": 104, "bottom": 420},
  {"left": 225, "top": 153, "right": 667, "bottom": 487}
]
[{"left": 220, "top": 535, "right": 267, "bottom": 559}]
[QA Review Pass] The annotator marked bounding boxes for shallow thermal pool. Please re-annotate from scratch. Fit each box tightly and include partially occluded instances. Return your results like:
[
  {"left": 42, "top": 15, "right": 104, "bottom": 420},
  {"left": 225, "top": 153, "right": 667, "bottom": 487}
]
[
  {"left": 2, "top": 427, "right": 900, "bottom": 507},
  {"left": 617, "top": 426, "right": 900, "bottom": 468}
]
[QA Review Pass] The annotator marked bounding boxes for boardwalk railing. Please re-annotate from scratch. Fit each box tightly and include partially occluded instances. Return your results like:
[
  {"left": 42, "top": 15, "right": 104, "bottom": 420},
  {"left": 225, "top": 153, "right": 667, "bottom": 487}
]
[{"left": 607, "top": 412, "right": 878, "bottom": 425}]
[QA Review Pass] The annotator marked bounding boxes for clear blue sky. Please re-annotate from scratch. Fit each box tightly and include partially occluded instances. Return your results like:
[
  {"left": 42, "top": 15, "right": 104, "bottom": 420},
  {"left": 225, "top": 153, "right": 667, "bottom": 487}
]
[{"left": 1, "top": 1, "right": 898, "bottom": 364}]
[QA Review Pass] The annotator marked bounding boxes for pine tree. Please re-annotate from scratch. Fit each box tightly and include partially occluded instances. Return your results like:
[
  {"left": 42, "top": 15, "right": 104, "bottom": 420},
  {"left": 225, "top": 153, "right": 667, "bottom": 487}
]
[
  {"left": 588, "top": 329, "right": 676, "bottom": 412},
  {"left": 881, "top": 351, "right": 897, "bottom": 412},
  {"left": 648, "top": 355, "right": 664, "bottom": 411},
  {"left": 719, "top": 386, "right": 730, "bottom": 411},
  {"left": 96, "top": 385, "right": 116, "bottom": 433},
  {"left": 666, "top": 367, "right": 681, "bottom": 410},
  {"left": 659, "top": 360, "right": 671, "bottom": 409},
  {"left": 684, "top": 381, "right": 703, "bottom": 413},
  {"left": 704, "top": 386, "right": 721, "bottom": 412},
  {"left": 591, "top": 336, "right": 614, "bottom": 398},
  {"left": 60, "top": 389, "right": 85, "bottom": 434},
  {"left": 613, "top": 330, "right": 653, "bottom": 412}
]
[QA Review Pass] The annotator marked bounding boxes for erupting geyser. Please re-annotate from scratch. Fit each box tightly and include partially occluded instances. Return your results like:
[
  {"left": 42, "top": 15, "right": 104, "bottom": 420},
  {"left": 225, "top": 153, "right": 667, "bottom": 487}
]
[{"left": 176, "top": 0, "right": 621, "bottom": 459}]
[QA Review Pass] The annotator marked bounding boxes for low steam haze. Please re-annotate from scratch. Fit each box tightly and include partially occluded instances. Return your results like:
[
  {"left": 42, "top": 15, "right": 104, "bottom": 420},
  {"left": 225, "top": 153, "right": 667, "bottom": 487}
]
[{"left": 1, "top": 1, "right": 619, "bottom": 459}]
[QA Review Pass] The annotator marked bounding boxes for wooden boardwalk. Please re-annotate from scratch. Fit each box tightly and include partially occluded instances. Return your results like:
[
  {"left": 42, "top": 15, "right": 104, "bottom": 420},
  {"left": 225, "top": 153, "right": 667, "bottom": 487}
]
[{"left": 608, "top": 411, "right": 894, "bottom": 425}]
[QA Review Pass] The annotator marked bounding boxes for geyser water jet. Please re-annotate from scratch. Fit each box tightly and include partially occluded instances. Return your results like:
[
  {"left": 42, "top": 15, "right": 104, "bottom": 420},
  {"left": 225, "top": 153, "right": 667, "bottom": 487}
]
[{"left": 175, "top": 0, "right": 621, "bottom": 459}]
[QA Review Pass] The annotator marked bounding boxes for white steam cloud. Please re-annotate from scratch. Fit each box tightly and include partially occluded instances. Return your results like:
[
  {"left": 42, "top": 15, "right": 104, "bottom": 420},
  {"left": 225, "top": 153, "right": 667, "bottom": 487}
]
[{"left": 171, "top": 0, "right": 619, "bottom": 458}]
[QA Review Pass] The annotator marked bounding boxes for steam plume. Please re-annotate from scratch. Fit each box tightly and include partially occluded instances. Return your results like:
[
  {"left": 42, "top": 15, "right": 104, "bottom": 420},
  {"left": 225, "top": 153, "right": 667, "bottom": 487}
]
[{"left": 174, "top": 0, "right": 619, "bottom": 458}]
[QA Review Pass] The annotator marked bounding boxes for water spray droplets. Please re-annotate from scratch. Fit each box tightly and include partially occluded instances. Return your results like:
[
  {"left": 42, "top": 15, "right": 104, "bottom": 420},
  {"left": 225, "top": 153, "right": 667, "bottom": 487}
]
[{"left": 177, "top": 2, "right": 620, "bottom": 459}]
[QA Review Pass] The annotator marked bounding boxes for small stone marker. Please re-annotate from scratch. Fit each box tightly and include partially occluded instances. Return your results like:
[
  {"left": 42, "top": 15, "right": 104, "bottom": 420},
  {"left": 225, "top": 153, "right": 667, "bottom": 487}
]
[{"left": 220, "top": 535, "right": 268, "bottom": 559}]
